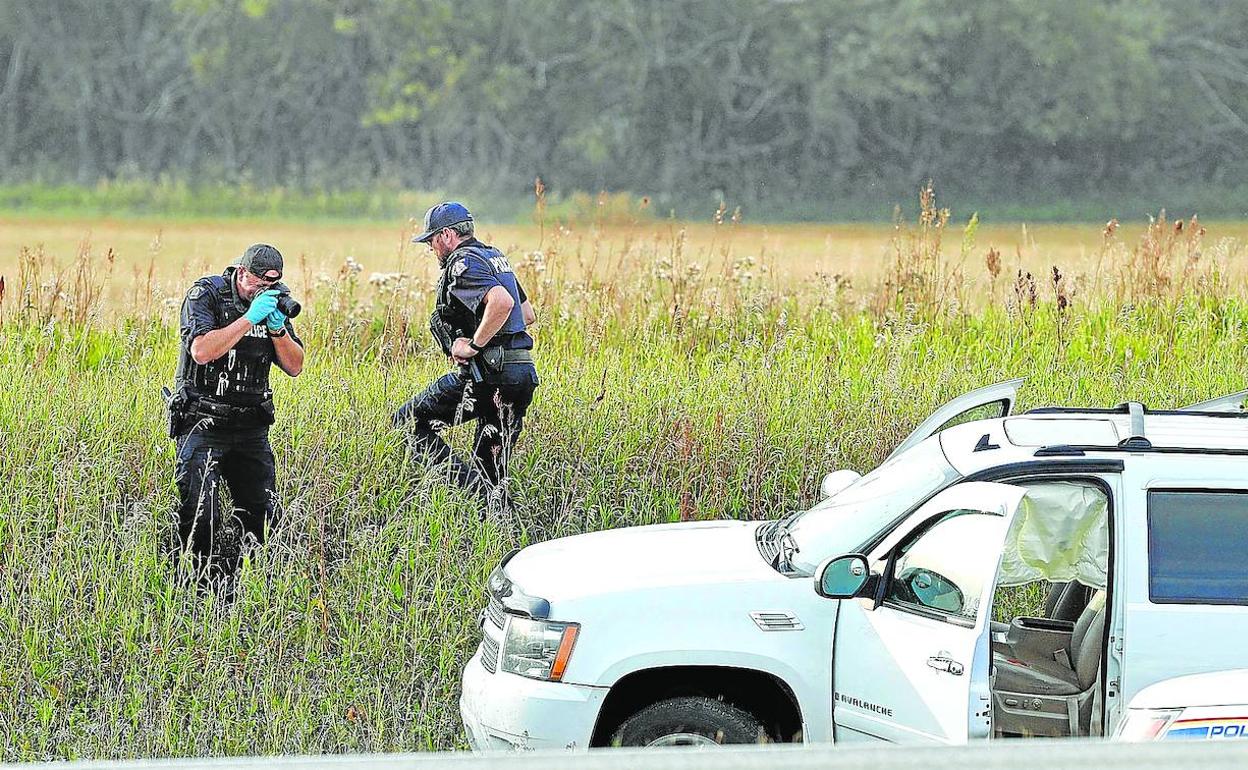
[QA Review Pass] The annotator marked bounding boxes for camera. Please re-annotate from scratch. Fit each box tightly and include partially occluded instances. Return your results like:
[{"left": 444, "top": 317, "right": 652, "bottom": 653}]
[
  {"left": 275, "top": 292, "right": 302, "bottom": 318},
  {"left": 272, "top": 283, "right": 302, "bottom": 318}
]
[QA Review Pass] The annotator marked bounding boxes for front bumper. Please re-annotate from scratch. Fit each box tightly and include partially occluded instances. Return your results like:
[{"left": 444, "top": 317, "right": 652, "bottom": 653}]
[{"left": 460, "top": 645, "right": 608, "bottom": 751}]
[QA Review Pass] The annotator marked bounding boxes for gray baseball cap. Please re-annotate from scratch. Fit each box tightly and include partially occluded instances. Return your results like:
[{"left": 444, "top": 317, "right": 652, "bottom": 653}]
[{"left": 236, "top": 243, "right": 284, "bottom": 278}]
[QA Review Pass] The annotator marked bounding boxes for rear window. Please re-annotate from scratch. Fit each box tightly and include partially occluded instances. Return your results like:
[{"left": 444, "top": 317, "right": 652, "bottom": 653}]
[{"left": 1148, "top": 490, "right": 1248, "bottom": 605}]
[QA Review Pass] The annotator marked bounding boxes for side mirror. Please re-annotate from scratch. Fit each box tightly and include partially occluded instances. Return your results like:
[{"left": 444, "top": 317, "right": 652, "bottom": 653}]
[
  {"left": 897, "top": 567, "right": 964, "bottom": 613},
  {"left": 819, "top": 469, "right": 861, "bottom": 499},
  {"left": 815, "top": 554, "right": 873, "bottom": 599}
]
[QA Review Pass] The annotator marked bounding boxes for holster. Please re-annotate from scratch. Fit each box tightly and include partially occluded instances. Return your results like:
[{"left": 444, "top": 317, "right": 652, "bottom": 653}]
[
  {"left": 469, "top": 347, "right": 533, "bottom": 382},
  {"left": 165, "top": 385, "right": 275, "bottom": 435},
  {"left": 429, "top": 310, "right": 457, "bottom": 356},
  {"left": 162, "top": 385, "right": 192, "bottom": 439},
  {"left": 479, "top": 346, "right": 505, "bottom": 373}
]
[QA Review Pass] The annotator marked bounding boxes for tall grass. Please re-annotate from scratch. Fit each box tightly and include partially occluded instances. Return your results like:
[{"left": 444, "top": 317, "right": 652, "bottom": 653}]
[{"left": 1, "top": 189, "right": 1246, "bottom": 759}]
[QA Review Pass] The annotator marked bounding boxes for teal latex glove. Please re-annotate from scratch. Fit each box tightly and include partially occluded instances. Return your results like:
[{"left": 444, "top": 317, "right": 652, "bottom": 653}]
[
  {"left": 265, "top": 308, "right": 287, "bottom": 333},
  {"left": 244, "top": 289, "right": 280, "bottom": 325}
]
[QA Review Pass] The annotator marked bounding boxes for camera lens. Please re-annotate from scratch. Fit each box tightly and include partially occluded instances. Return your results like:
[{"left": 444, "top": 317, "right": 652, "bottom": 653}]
[{"left": 276, "top": 294, "right": 302, "bottom": 318}]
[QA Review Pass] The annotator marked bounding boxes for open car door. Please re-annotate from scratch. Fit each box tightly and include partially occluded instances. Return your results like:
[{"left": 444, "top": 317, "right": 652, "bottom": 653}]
[
  {"left": 829, "top": 481, "right": 1027, "bottom": 744},
  {"left": 886, "top": 379, "right": 1024, "bottom": 462},
  {"left": 1180, "top": 389, "right": 1248, "bottom": 413}
]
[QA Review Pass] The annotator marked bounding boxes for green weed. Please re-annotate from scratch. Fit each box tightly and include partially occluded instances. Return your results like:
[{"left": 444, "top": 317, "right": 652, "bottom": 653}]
[{"left": 1, "top": 189, "right": 1246, "bottom": 758}]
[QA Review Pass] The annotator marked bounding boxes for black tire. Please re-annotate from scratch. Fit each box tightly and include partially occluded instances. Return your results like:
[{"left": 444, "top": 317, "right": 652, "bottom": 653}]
[{"left": 611, "top": 696, "right": 767, "bottom": 747}]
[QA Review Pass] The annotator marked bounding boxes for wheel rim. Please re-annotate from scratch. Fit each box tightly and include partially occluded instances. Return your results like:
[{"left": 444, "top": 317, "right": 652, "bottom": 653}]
[{"left": 646, "top": 732, "right": 720, "bottom": 747}]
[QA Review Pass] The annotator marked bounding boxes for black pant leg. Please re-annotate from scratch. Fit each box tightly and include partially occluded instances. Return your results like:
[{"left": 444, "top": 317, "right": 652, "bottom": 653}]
[
  {"left": 473, "top": 383, "right": 535, "bottom": 486},
  {"left": 173, "top": 431, "right": 222, "bottom": 577},
  {"left": 218, "top": 434, "right": 279, "bottom": 546},
  {"left": 393, "top": 370, "right": 488, "bottom": 495},
  {"left": 472, "top": 387, "right": 503, "bottom": 486}
]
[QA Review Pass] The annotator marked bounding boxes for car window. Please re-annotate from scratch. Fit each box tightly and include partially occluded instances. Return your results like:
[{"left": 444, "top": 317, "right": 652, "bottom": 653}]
[
  {"left": 884, "top": 508, "right": 1010, "bottom": 625},
  {"left": 936, "top": 399, "right": 1009, "bottom": 433},
  {"left": 1148, "top": 490, "right": 1248, "bottom": 605}
]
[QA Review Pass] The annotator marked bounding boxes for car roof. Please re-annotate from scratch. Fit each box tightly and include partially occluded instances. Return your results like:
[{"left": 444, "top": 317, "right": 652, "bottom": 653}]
[{"left": 938, "top": 408, "right": 1248, "bottom": 476}]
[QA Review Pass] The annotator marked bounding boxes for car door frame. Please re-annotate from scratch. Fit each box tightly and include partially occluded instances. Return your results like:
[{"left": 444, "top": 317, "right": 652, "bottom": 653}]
[
  {"left": 886, "top": 378, "right": 1025, "bottom": 462},
  {"left": 826, "top": 459, "right": 1127, "bottom": 738},
  {"left": 1179, "top": 389, "right": 1248, "bottom": 413},
  {"left": 828, "top": 481, "right": 1028, "bottom": 744},
  {"left": 1118, "top": 463, "right": 1248, "bottom": 732}
]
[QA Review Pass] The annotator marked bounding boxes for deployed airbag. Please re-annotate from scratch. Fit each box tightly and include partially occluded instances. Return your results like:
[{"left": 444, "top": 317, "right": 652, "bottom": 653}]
[{"left": 997, "top": 481, "right": 1108, "bottom": 589}]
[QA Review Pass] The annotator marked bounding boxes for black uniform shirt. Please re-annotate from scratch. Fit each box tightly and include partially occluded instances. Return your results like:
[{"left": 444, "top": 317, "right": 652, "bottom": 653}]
[
  {"left": 176, "top": 267, "right": 302, "bottom": 405},
  {"left": 446, "top": 239, "right": 533, "bottom": 350}
]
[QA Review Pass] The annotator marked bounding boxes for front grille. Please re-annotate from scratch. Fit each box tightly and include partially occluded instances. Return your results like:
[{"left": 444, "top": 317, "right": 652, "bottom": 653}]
[
  {"left": 755, "top": 521, "right": 780, "bottom": 564},
  {"left": 487, "top": 595, "right": 507, "bottom": 629},
  {"left": 480, "top": 632, "right": 500, "bottom": 673}
]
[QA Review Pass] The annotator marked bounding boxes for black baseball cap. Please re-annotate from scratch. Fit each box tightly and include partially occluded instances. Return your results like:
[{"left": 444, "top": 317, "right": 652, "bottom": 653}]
[
  {"left": 412, "top": 202, "right": 472, "bottom": 243},
  {"left": 236, "top": 243, "right": 284, "bottom": 278}
]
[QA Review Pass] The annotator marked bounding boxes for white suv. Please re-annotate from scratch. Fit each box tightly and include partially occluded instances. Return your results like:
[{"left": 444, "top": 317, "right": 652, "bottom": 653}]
[{"left": 459, "top": 380, "right": 1248, "bottom": 749}]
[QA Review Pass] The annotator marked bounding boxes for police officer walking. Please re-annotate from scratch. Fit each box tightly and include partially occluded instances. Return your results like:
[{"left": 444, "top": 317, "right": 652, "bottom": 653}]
[
  {"left": 394, "top": 202, "right": 538, "bottom": 508},
  {"left": 168, "top": 243, "right": 304, "bottom": 584}
]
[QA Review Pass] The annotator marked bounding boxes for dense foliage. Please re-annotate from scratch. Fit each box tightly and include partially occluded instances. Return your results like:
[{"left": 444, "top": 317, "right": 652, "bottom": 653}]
[{"left": 3, "top": 1, "right": 1248, "bottom": 216}]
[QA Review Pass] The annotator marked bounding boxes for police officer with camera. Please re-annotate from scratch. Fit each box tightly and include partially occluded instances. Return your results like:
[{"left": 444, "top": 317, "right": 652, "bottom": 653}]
[
  {"left": 393, "top": 202, "right": 538, "bottom": 509},
  {"left": 167, "top": 243, "right": 304, "bottom": 583}
]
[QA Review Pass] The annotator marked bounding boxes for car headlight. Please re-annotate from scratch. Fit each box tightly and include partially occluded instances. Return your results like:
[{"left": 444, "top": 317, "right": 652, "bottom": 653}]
[
  {"left": 501, "top": 616, "right": 580, "bottom": 681},
  {"left": 1114, "top": 708, "right": 1182, "bottom": 741}
]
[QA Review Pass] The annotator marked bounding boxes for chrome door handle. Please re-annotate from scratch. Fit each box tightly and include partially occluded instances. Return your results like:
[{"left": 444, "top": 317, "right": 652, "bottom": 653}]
[{"left": 927, "top": 655, "right": 965, "bottom": 676}]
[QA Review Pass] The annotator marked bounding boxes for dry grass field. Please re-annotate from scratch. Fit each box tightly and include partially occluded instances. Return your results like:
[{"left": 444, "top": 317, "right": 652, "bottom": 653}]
[
  {"left": 2, "top": 191, "right": 1247, "bottom": 759},
  {"left": 5, "top": 205, "right": 1246, "bottom": 314}
]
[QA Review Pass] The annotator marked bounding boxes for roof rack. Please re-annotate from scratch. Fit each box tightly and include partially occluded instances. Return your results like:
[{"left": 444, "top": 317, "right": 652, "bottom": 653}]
[
  {"left": 1030, "top": 398, "right": 1248, "bottom": 457},
  {"left": 1026, "top": 406, "right": 1130, "bottom": 415},
  {"left": 1118, "top": 401, "right": 1152, "bottom": 450},
  {"left": 1026, "top": 402, "right": 1153, "bottom": 449},
  {"left": 1035, "top": 445, "right": 1248, "bottom": 458},
  {"left": 1025, "top": 405, "right": 1248, "bottom": 419}
]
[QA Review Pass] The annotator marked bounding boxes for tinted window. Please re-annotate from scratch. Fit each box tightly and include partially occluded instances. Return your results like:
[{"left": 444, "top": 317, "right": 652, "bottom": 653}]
[
  {"left": 1148, "top": 490, "right": 1248, "bottom": 605},
  {"left": 885, "top": 509, "right": 1010, "bottom": 624}
]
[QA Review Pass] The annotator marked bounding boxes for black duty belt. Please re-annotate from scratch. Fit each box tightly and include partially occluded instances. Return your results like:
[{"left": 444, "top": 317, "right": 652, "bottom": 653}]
[
  {"left": 192, "top": 397, "right": 262, "bottom": 420},
  {"left": 465, "top": 346, "right": 534, "bottom": 378},
  {"left": 497, "top": 348, "right": 534, "bottom": 365}
]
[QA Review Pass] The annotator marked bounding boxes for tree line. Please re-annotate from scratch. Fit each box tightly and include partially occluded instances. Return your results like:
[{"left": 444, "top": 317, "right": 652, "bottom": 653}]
[{"left": 1, "top": 0, "right": 1246, "bottom": 216}]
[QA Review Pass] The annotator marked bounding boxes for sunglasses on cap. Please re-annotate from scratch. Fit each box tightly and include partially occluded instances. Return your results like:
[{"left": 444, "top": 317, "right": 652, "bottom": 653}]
[{"left": 246, "top": 266, "right": 282, "bottom": 283}]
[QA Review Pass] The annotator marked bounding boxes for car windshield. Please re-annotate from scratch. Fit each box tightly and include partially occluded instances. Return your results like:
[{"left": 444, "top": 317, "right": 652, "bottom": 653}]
[{"left": 785, "top": 436, "right": 960, "bottom": 575}]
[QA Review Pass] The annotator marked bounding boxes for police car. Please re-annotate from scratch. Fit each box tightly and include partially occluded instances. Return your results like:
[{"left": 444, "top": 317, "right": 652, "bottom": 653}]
[
  {"left": 460, "top": 380, "right": 1248, "bottom": 749},
  {"left": 1115, "top": 669, "right": 1248, "bottom": 741}
]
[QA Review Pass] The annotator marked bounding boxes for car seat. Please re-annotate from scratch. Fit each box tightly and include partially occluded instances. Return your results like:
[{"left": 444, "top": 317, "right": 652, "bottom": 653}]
[
  {"left": 1044, "top": 581, "right": 1093, "bottom": 624},
  {"left": 991, "top": 590, "right": 1106, "bottom": 737}
]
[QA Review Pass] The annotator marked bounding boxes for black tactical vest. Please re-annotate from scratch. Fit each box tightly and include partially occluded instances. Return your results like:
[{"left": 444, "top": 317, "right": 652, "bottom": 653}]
[
  {"left": 175, "top": 270, "right": 276, "bottom": 406},
  {"left": 433, "top": 251, "right": 477, "bottom": 345},
  {"left": 431, "top": 242, "right": 532, "bottom": 352}
]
